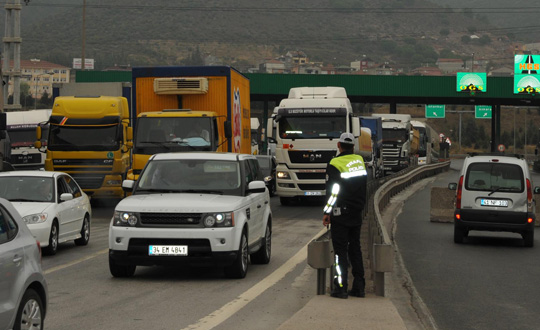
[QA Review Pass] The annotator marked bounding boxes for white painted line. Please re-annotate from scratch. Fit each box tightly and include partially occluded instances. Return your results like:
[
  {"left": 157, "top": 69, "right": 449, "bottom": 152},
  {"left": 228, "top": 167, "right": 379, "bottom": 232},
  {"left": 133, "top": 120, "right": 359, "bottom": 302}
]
[
  {"left": 44, "top": 248, "right": 109, "bottom": 275},
  {"left": 181, "top": 226, "right": 328, "bottom": 330}
]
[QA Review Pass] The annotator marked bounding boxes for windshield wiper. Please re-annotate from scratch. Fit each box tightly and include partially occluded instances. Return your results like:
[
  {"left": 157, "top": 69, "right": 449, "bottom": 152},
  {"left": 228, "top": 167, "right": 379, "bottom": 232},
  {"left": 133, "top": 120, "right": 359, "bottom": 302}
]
[
  {"left": 488, "top": 187, "right": 519, "bottom": 196},
  {"left": 8, "top": 198, "right": 37, "bottom": 202}
]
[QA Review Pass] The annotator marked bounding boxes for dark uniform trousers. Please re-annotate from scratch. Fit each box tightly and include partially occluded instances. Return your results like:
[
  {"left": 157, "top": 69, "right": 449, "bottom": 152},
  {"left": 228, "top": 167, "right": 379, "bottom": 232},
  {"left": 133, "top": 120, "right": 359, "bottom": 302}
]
[{"left": 331, "top": 211, "right": 365, "bottom": 291}]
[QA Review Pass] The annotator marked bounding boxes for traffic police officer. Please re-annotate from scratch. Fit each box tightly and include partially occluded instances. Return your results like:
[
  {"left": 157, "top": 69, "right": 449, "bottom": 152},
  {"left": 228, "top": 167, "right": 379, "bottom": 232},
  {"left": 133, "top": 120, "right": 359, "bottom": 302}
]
[{"left": 322, "top": 132, "right": 368, "bottom": 299}]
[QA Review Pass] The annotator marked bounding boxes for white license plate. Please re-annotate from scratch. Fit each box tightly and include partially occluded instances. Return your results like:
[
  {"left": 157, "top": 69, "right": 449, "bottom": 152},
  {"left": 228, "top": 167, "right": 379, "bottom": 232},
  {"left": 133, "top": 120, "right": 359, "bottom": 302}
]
[
  {"left": 149, "top": 245, "right": 188, "bottom": 256},
  {"left": 480, "top": 199, "right": 509, "bottom": 207},
  {"left": 304, "top": 191, "right": 322, "bottom": 196}
]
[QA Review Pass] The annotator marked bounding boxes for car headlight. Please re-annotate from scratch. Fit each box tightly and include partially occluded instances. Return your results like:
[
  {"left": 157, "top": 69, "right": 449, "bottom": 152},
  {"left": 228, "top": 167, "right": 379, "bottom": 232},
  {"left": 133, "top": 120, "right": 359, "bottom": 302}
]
[
  {"left": 113, "top": 211, "right": 139, "bottom": 227},
  {"left": 264, "top": 175, "right": 273, "bottom": 183},
  {"left": 277, "top": 171, "right": 290, "bottom": 179},
  {"left": 23, "top": 213, "right": 48, "bottom": 224},
  {"left": 202, "top": 212, "right": 234, "bottom": 228}
]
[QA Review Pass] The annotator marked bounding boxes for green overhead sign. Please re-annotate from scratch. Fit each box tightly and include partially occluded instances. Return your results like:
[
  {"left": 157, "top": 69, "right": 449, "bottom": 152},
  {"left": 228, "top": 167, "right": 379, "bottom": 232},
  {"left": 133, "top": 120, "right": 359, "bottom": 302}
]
[
  {"left": 425, "top": 104, "right": 445, "bottom": 118},
  {"left": 475, "top": 105, "right": 492, "bottom": 119},
  {"left": 456, "top": 72, "right": 487, "bottom": 92}
]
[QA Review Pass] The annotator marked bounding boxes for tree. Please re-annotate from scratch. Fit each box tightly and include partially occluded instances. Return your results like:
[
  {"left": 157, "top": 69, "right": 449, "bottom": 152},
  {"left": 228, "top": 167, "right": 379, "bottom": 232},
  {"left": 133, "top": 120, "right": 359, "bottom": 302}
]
[
  {"left": 461, "top": 35, "right": 470, "bottom": 44},
  {"left": 439, "top": 28, "right": 450, "bottom": 37}
]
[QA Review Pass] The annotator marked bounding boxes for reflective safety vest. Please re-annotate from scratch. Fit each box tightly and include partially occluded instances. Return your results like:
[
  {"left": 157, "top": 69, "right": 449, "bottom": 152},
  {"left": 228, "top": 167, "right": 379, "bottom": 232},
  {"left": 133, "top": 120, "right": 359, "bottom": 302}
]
[
  {"left": 323, "top": 154, "right": 367, "bottom": 214},
  {"left": 329, "top": 154, "right": 368, "bottom": 179}
]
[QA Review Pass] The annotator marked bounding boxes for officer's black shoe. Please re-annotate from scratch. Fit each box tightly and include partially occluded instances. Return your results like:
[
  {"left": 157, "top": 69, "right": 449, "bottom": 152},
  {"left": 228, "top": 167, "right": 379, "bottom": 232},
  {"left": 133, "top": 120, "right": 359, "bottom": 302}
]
[
  {"left": 330, "top": 289, "right": 348, "bottom": 299},
  {"left": 348, "top": 288, "right": 365, "bottom": 298}
]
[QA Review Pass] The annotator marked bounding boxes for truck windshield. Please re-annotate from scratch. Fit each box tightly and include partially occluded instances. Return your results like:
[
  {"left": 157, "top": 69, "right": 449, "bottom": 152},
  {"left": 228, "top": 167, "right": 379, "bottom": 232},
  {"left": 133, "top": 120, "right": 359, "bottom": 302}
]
[
  {"left": 382, "top": 129, "right": 409, "bottom": 143},
  {"left": 278, "top": 117, "right": 346, "bottom": 139},
  {"left": 48, "top": 125, "right": 120, "bottom": 151},
  {"left": 135, "top": 117, "right": 213, "bottom": 150},
  {"left": 9, "top": 126, "right": 49, "bottom": 147},
  {"left": 136, "top": 159, "right": 242, "bottom": 196}
]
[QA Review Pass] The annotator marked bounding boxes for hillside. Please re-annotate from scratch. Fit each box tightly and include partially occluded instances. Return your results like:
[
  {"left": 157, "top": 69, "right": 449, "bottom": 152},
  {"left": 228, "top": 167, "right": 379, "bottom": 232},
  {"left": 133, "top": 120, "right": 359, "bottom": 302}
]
[{"left": 2, "top": 0, "right": 529, "bottom": 71}]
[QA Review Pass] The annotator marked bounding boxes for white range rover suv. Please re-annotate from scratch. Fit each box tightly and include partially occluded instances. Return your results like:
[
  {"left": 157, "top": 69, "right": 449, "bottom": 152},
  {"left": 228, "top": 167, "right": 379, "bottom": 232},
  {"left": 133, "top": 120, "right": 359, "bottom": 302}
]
[{"left": 109, "top": 152, "right": 272, "bottom": 278}]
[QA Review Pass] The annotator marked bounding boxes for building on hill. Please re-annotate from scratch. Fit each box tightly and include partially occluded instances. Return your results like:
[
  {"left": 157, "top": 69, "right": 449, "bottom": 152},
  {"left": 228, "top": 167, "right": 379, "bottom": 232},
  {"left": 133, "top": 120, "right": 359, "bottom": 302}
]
[
  {"left": 409, "top": 66, "right": 443, "bottom": 76},
  {"left": 2, "top": 58, "right": 70, "bottom": 100},
  {"left": 259, "top": 59, "right": 286, "bottom": 73}
]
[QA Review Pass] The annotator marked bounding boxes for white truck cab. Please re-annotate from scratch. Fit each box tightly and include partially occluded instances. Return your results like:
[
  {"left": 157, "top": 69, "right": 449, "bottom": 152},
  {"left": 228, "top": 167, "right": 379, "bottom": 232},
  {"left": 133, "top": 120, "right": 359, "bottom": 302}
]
[{"left": 7, "top": 109, "right": 51, "bottom": 170}]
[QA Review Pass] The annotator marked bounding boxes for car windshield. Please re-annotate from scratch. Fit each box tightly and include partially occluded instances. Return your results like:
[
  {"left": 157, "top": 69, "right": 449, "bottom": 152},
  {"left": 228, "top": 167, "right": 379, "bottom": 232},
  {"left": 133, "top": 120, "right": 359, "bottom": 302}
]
[
  {"left": 0, "top": 176, "right": 54, "bottom": 203},
  {"left": 465, "top": 162, "right": 524, "bottom": 192},
  {"left": 136, "top": 159, "right": 242, "bottom": 196}
]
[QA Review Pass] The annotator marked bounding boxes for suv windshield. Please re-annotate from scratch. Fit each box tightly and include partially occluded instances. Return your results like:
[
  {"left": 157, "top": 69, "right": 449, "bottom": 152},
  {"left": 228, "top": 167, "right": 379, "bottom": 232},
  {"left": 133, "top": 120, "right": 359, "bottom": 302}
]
[
  {"left": 465, "top": 162, "right": 524, "bottom": 192},
  {"left": 136, "top": 159, "right": 242, "bottom": 196}
]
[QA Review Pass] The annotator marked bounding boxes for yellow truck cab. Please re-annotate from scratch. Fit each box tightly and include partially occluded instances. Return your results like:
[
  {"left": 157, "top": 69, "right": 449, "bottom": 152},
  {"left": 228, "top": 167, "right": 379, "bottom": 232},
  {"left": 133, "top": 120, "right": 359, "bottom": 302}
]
[
  {"left": 127, "top": 66, "right": 251, "bottom": 181},
  {"left": 38, "top": 96, "right": 132, "bottom": 199}
]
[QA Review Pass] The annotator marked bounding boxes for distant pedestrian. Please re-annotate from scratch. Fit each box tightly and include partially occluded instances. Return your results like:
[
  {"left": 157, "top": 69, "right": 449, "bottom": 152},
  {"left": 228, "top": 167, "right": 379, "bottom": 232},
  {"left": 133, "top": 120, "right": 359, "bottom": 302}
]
[{"left": 322, "top": 132, "right": 368, "bottom": 299}]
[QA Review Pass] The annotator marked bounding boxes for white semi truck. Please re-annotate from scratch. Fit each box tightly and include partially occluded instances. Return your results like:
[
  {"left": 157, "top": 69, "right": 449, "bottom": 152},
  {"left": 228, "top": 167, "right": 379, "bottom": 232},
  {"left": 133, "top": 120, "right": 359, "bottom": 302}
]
[
  {"left": 267, "top": 87, "right": 364, "bottom": 205},
  {"left": 7, "top": 109, "right": 51, "bottom": 170},
  {"left": 372, "top": 113, "right": 414, "bottom": 174}
]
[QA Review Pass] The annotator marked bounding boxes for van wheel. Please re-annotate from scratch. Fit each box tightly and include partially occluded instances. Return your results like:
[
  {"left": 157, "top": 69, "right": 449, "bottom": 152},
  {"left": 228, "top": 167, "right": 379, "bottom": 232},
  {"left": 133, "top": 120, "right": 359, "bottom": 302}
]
[
  {"left": 225, "top": 231, "right": 248, "bottom": 278},
  {"left": 522, "top": 231, "right": 534, "bottom": 247},
  {"left": 454, "top": 225, "right": 466, "bottom": 244}
]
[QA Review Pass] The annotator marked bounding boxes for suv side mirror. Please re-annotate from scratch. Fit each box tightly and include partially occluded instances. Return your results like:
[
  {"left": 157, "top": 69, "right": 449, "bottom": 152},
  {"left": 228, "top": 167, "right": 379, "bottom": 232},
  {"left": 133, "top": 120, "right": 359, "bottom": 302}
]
[
  {"left": 448, "top": 183, "right": 457, "bottom": 190},
  {"left": 534, "top": 186, "right": 540, "bottom": 194},
  {"left": 248, "top": 180, "right": 266, "bottom": 193}
]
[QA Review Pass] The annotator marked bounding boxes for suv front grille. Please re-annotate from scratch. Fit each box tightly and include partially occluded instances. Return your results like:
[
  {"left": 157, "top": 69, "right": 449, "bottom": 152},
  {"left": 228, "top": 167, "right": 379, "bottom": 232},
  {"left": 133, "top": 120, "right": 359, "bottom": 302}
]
[{"left": 140, "top": 213, "right": 201, "bottom": 225}]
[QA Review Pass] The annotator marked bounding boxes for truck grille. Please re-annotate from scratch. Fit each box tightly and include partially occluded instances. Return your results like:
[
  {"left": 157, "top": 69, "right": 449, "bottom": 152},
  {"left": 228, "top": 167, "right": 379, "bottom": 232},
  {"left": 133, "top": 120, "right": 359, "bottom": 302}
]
[
  {"left": 382, "top": 148, "right": 400, "bottom": 158},
  {"left": 288, "top": 150, "right": 335, "bottom": 164},
  {"left": 298, "top": 184, "right": 326, "bottom": 191},
  {"left": 52, "top": 159, "right": 114, "bottom": 171},
  {"left": 10, "top": 153, "right": 41, "bottom": 165},
  {"left": 71, "top": 175, "right": 105, "bottom": 189},
  {"left": 141, "top": 213, "right": 202, "bottom": 226},
  {"left": 296, "top": 172, "right": 326, "bottom": 180}
]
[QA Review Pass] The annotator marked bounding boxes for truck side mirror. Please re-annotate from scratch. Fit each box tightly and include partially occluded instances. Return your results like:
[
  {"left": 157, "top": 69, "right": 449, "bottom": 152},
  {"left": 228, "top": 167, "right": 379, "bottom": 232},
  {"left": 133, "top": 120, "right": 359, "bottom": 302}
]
[
  {"left": 36, "top": 126, "right": 42, "bottom": 140},
  {"left": 126, "top": 126, "right": 133, "bottom": 141},
  {"left": 536, "top": 149, "right": 538, "bottom": 156},
  {"left": 224, "top": 120, "right": 232, "bottom": 139},
  {"left": 0, "top": 112, "right": 6, "bottom": 131}
]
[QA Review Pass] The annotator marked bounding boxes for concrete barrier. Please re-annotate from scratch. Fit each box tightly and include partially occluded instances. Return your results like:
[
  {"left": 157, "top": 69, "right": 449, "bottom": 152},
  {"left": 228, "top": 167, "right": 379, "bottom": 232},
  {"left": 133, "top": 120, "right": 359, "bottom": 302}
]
[{"left": 429, "top": 187, "right": 455, "bottom": 223}]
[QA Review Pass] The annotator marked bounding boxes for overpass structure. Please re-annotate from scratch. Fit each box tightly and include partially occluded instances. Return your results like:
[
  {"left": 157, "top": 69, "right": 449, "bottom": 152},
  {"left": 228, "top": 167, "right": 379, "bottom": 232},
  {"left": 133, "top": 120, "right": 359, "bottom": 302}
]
[{"left": 77, "top": 70, "right": 540, "bottom": 152}]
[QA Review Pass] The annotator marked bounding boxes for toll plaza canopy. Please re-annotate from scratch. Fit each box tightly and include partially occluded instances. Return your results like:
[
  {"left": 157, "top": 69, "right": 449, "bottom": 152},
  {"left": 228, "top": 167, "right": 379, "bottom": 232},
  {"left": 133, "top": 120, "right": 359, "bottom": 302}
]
[{"left": 76, "top": 71, "right": 539, "bottom": 151}]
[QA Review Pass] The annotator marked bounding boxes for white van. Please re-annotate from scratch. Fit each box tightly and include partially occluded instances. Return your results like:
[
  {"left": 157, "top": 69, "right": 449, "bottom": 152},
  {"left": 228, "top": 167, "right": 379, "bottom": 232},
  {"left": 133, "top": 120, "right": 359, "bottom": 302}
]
[
  {"left": 6, "top": 109, "right": 51, "bottom": 170},
  {"left": 449, "top": 154, "right": 540, "bottom": 247}
]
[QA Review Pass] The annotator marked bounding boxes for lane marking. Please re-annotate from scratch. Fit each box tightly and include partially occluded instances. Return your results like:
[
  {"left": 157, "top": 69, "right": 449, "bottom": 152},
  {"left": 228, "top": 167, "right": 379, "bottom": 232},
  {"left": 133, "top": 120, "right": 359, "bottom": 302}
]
[
  {"left": 44, "top": 248, "right": 109, "bottom": 275},
  {"left": 182, "top": 226, "right": 328, "bottom": 330}
]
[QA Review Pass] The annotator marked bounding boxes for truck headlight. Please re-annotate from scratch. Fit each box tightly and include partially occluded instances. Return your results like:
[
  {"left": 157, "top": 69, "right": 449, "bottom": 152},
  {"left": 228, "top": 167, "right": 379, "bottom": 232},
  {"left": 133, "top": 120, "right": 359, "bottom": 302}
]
[
  {"left": 202, "top": 212, "right": 234, "bottom": 228},
  {"left": 277, "top": 171, "right": 290, "bottom": 179},
  {"left": 113, "top": 211, "right": 139, "bottom": 227},
  {"left": 23, "top": 213, "right": 48, "bottom": 224}
]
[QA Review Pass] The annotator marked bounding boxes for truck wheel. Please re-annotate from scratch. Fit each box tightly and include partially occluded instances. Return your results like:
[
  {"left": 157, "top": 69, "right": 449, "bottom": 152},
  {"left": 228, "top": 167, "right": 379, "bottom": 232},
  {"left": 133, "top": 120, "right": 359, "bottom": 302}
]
[
  {"left": 251, "top": 222, "right": 271, "bottom": 264},
  {"left": 225, "top": 231, "right": 248, "bottom": 278},
  {"left": 109, "top": 255, "right": 136, "bottom": 277},
  {"left": 280, "top": 197, "right": 293, "bottom": 206}
]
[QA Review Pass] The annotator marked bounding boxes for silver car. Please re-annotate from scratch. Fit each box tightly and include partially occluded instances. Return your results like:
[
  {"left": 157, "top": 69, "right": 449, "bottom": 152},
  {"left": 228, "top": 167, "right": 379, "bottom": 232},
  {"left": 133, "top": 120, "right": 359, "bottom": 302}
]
[{"left": 0, "top": 197, "right": 48, "bottom": 329}]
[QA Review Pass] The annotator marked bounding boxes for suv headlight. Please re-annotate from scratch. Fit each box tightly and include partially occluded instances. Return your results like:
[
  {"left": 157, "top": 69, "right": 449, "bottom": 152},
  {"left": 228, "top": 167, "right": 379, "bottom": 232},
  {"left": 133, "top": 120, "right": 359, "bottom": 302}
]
[
  {"left": 113, "top": 211, "right": 139, "bottom": 227},
  {"left": 23, "top": 213, "right": 48, "bottom": 224},
  {"left": 277, "top": 171, "right": 290, "bottom": 179},
  {"left": 202, "top": 212, "right": 234, "bottom": 228}
]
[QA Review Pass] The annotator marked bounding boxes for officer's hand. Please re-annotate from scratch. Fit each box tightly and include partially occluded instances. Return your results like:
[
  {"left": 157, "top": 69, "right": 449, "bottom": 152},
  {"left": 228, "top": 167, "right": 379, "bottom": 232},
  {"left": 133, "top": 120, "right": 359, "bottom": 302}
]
[{"left": 322, "top": 214, "right": 331, "bottom": 226}]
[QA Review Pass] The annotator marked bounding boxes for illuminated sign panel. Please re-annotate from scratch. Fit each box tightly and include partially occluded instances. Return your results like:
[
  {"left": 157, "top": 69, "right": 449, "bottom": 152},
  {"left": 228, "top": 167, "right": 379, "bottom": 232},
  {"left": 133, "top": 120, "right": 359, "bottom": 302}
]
[
  {"left": 514, "top": 55, "right": 540, "bottom": 94},
  {"left": 456, "top": 72, "right": 487, "bottom": 92}
]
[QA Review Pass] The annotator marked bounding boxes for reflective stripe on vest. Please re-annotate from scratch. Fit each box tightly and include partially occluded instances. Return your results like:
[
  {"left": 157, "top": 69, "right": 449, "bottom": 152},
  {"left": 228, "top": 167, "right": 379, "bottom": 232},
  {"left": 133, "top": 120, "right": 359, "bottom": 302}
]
[
  {"left": 323, "top": 183, "right": 340, "bottom": 214},
  {"left": 329, "top": 154, "right": 368, "bottom": 179}
]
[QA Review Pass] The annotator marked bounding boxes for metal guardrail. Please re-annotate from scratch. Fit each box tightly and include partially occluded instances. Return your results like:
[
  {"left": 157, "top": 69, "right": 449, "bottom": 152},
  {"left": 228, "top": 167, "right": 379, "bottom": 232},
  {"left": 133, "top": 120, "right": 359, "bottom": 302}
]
[{"left": 307, "top": 160, "right": 450, "bottom": 296}]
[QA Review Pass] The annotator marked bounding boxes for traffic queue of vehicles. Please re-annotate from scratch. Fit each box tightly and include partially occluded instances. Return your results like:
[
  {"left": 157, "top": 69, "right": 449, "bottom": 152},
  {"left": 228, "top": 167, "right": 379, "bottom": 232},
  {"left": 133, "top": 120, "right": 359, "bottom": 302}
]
[{"left": 0, "top": 68, "right": 437, "bottom": 329}]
